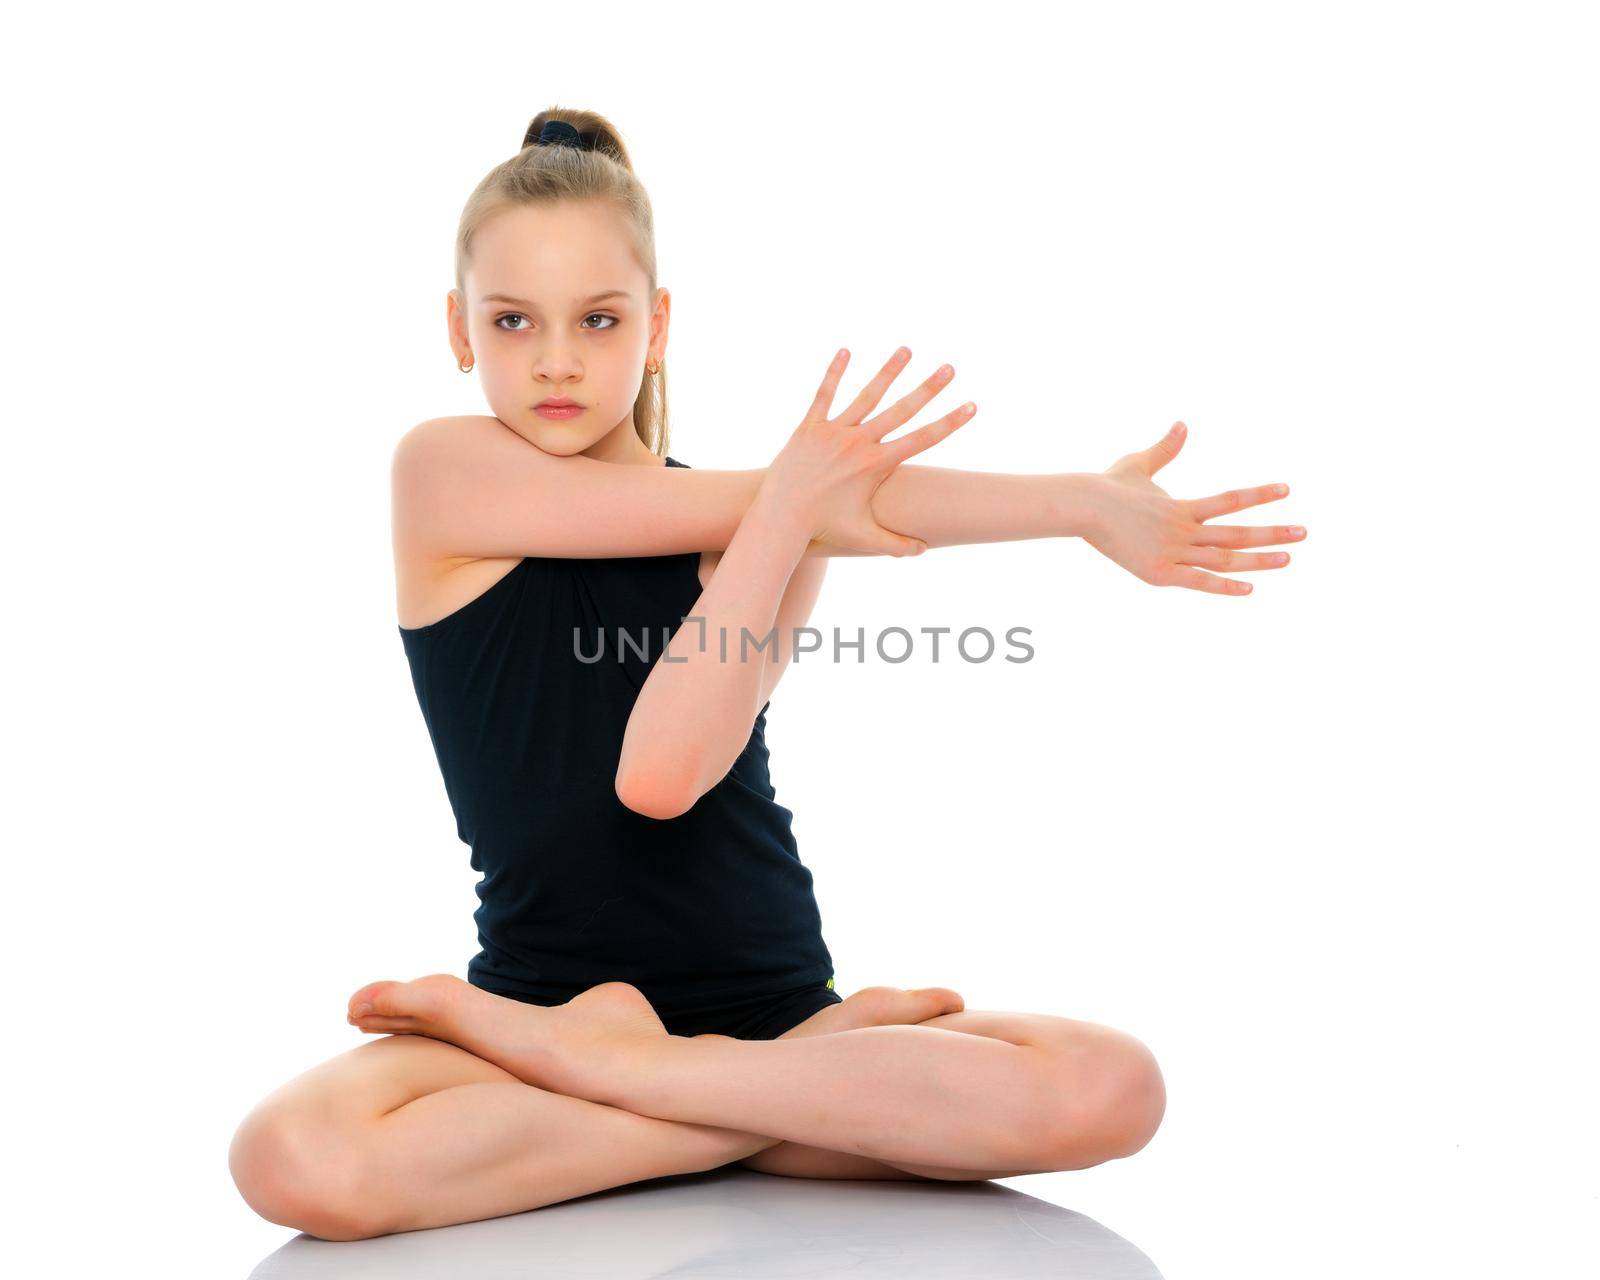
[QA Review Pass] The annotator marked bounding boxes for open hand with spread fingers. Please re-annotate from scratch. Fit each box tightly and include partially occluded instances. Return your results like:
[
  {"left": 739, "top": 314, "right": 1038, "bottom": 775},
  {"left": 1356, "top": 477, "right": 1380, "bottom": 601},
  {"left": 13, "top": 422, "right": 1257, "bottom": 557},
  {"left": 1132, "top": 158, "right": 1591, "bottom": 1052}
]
[
  {"left": 759, "top": 345, "right": 976, "bottom": 557},
  {"left": 1082, "top": 422, "right": 1306, "bottom": 595}
]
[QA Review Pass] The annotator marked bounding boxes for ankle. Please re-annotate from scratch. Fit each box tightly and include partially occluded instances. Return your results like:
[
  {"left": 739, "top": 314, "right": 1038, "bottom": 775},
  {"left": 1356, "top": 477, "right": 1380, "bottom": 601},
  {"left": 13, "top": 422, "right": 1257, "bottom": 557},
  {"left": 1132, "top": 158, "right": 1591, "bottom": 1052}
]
[{"left": 694, "top": 1129, "right": 783, "bottom": 1172}]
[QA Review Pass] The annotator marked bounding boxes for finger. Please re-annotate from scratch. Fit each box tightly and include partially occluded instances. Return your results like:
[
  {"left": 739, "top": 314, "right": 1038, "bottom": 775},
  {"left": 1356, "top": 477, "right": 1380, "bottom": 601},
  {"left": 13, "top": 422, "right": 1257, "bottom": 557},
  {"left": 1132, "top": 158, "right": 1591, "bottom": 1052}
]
[
  {"left": 837, "top": 514, "right": 928, "bottom": 557},
  {"left": 834, "top": 346, "right": 912, "bottom": 425},
  {"left": 1138, "top": 421, "right": 1187, "bottom": 476},
  {"left": 861, "top": 361, "right": 956, "bottom": 441},
  {"left": 882, "top": 401, "right": 977, "bottom": 464},
  {"left": 1185, "top": 483, "right": 1290, "bottom": 523},
  {"left": 1177, "top": 546, "right": 1291, "bottom": 572},
  {"left": 866, "top": 525, "right": 929, "bottom": 557},
  {"left": 1168, "top": 565, "right": 1254, "bottom": 595},
  {"left": 1188, "top": 522, "right": 1307, "bottom": 549},
  {"left": 806, "top": 348, "right": 851, "bottom": 421}
]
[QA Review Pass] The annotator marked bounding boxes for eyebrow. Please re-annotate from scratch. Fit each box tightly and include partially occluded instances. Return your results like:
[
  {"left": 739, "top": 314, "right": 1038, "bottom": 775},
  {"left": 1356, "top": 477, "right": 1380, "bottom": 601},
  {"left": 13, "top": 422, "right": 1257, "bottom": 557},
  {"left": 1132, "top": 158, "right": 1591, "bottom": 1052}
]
[{"left": 480, "top": 289, "right": 631, "bottom": 308}]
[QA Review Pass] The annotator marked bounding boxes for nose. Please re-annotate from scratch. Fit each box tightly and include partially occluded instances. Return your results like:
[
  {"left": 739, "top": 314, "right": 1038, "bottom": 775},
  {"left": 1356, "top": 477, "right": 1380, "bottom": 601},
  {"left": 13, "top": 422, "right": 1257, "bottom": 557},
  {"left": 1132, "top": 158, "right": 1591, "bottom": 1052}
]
[{"left": 531, "top": 342, "right": 583, "bottom": 385}]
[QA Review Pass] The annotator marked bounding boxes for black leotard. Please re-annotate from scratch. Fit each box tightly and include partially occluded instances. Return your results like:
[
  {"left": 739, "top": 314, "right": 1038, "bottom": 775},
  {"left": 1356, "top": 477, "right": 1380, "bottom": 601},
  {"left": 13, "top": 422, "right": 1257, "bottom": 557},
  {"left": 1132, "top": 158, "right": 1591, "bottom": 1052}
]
[{"left": 397, "top": 456, "right": 836, "bottom": 1017}]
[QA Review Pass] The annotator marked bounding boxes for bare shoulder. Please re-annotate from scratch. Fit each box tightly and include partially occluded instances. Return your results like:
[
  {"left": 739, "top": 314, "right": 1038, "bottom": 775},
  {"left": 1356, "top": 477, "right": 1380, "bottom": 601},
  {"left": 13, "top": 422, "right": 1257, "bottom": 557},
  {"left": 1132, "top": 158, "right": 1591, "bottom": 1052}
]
[{"left": 391, "top": 416, "right": 525, "bottom": 632}]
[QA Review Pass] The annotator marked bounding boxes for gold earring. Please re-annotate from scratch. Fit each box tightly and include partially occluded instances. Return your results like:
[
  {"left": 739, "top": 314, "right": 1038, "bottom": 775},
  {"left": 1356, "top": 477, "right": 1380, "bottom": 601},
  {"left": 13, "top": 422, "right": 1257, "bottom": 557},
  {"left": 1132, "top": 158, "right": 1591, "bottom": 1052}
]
[
  {"left": 646, "top": 359, "right": 660, "bottom": 375},
  {"left": 459, "top": 356, "right": 474, "bottom": 373}
]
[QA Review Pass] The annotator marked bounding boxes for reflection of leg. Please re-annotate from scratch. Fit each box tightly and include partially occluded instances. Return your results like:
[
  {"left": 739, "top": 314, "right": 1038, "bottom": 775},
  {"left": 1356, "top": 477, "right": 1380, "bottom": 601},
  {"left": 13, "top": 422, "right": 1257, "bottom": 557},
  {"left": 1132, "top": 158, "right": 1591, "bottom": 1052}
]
[{"left": 229, "top": 1033, "right": 785, "bottom": 1241}]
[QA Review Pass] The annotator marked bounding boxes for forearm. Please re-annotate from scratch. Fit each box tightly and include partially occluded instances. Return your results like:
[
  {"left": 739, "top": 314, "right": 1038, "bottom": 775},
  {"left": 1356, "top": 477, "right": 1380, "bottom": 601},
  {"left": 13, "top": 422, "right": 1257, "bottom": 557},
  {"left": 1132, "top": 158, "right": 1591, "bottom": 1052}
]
[
  {"left": 863, "top": 465, "right": 1101, "bottom": 550},
  {"left": 793, "top": 467, "right": 1101, "bottom": 558},
  {"left": 617, "top": 485, "right": 811, "bottom": 818}
]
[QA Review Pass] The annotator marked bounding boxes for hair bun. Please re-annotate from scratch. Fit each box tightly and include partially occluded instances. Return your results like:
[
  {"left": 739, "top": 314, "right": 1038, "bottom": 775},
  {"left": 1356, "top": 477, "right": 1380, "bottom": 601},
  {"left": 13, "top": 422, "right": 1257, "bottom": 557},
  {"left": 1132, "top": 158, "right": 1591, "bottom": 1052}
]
[
  {"left": 534, "top": 119, "right": 585, "bottom": 150},
  {"left": 521, "top": 109, "right": 631, "bottom": 169}
]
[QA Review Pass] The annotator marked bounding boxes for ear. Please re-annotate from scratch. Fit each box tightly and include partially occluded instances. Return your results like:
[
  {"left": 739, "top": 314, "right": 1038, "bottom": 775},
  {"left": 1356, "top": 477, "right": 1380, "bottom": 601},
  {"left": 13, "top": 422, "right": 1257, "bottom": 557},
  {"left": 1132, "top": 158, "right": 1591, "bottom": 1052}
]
[
  {"left": 445, "top": 289, "right": 469, "bottom": 356},
  {"left": 650, "top": 286, "right": 672, "bottom": 352}
]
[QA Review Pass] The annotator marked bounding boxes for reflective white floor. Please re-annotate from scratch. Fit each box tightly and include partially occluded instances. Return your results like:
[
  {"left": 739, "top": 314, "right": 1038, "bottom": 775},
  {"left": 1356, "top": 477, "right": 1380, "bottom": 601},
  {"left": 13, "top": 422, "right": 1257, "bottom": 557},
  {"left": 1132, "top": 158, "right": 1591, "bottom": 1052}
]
[{"left": 247, "top": 1168, "right": 1163, "bottom": 1279}]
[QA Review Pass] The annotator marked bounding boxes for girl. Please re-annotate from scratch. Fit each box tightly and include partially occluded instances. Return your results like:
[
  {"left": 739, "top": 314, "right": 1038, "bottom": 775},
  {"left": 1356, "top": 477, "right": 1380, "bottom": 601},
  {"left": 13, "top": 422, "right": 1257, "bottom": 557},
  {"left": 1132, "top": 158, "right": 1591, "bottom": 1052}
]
[{"left": 229, "top": 108, "right": 1303, "bottom": 1241}]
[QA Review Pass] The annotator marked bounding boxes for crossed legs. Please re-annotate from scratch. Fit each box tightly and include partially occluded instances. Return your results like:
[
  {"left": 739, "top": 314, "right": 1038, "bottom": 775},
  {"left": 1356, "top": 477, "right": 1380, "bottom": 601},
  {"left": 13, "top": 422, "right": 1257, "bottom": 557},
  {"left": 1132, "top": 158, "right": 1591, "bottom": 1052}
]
[{"left": 229, "top": 978, "right": 1164, "bottom": 1240}]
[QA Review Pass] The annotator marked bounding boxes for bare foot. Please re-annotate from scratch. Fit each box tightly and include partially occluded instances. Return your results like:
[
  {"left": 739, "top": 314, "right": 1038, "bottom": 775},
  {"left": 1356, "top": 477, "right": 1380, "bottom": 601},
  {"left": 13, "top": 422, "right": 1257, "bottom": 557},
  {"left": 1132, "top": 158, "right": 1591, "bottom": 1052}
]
[
  {"left": 786, "top": 985, "right": 965, "bottom": 1038},
  {"left": 688, "top": 985, "right": 966, "bottom": 1046},
  {"left": 345, "top": 973, "right": 666, "bottom": 1103}
]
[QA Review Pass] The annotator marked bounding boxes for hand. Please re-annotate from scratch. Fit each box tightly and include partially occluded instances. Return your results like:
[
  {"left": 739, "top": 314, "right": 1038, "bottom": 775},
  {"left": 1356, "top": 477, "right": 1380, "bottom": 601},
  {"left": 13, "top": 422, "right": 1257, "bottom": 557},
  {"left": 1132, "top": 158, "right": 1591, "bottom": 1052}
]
[
  {"left": 1081, "top": 422, "right": 1305, "bottom": 595},
  {"left": 760, "top": 345, "right": 976, "bottom": 556}
]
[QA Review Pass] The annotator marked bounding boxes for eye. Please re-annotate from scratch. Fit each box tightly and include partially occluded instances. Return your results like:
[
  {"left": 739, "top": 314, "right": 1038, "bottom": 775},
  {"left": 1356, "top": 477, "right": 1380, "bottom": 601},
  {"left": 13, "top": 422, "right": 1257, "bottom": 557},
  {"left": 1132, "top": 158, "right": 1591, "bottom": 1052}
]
[{"left": 493, "top": 313, "right": 618, "bottom": 332}]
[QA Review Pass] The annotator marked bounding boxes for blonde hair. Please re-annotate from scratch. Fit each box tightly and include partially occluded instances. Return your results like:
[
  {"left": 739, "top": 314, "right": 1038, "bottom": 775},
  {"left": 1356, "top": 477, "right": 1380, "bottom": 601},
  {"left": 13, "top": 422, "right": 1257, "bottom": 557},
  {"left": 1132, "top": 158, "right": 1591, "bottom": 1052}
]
[{"left": 455, "top": 107, "right": 669, "bottom": 457}]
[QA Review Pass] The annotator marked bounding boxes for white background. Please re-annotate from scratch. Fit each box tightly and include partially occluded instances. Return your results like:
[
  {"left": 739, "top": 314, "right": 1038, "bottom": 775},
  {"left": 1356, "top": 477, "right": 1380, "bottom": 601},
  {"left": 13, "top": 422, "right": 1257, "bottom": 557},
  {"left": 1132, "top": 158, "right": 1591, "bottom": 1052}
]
[{"left": 5, "top": 1, "right": 1595, "bottom": 1275}]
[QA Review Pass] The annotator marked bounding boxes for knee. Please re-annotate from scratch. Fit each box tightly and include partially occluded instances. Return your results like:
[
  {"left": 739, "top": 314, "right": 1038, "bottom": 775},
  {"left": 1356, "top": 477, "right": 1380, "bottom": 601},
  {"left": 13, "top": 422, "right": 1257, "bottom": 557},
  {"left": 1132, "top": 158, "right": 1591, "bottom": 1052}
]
[
  {"left": 1042, "top": 1032, "right": 1167, "bottom": 1168},
  {"left": 228, "top": 1108, "right": 389, "bottom": 1242}
]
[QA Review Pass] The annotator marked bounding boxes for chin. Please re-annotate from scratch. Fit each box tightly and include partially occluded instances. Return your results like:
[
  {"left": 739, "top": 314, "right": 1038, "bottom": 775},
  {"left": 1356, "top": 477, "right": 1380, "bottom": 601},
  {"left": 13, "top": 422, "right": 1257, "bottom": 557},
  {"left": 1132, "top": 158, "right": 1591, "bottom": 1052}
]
[{"left": 531, "top": 432, "right": 599, "bottom": 458}]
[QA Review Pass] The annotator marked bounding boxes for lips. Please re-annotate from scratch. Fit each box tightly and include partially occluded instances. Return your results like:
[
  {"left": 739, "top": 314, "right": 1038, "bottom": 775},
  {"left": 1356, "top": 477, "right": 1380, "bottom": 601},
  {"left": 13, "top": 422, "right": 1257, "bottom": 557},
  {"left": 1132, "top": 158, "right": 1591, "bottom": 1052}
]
[{"left": 537, "top": 398, "right": 580, "bottom": 409}]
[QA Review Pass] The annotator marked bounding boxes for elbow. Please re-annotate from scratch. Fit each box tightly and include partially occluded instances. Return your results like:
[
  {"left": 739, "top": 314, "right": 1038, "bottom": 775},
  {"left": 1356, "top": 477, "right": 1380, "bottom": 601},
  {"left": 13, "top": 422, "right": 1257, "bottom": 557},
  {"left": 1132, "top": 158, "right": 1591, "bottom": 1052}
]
[{"left": 615, "top": 761, "right": 701, "bottom": 821}]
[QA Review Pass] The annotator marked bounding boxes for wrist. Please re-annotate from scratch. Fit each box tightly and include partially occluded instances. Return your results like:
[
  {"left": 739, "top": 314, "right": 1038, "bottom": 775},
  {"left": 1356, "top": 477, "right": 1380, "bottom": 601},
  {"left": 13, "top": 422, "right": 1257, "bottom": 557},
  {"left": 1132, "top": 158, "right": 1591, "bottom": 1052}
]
[
  {"left": 1050, "top": 472, "right": 1107, "bottom": 539},
  {"left": 749, "top": 476, "right": 817, "bottom": 546}
]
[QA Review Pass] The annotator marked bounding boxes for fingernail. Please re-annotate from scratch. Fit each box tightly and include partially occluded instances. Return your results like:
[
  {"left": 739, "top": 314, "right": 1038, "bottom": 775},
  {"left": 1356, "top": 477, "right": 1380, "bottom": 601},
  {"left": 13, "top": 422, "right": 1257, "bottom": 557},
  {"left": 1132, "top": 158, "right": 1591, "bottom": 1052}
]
[
  {"left": 1275, "top": 484, "right": 1289, "bottom": 496},
  {"left": 353, "top": 1002, "right": 371, "bottom": 1018},
  {"left": 1289, "top": 526, "right": 1305, "bottom": 537}
]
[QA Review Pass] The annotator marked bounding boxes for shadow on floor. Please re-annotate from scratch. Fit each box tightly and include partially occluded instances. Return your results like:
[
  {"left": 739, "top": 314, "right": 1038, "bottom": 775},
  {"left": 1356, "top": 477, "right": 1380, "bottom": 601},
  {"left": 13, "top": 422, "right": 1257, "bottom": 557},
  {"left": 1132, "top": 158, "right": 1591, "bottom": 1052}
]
[{"left": 248, "top": 1166, "right": 1163, "bottom": 1278}]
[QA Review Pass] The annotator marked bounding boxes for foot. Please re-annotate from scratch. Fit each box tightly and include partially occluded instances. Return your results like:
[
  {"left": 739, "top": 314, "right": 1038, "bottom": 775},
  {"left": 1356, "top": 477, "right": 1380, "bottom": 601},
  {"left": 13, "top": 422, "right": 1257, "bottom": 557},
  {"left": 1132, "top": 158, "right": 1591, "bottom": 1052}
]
[
  {"left": 686, "top": 985, "right": 965, "bottom": 1043},
  {"left": 779, "top": 984, "right": 965, "bottom": 1039},
  {"left": 345, "top": 973, "right": 667, "bottom": 1103}
]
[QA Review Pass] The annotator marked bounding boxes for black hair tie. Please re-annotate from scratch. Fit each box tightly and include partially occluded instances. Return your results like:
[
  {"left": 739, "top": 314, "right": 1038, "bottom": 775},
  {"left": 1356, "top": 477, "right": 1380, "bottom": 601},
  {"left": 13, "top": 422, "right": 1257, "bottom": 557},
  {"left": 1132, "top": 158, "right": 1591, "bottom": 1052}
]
[{"left": 537, "top": 120, "right": 584, "bottom": 149}]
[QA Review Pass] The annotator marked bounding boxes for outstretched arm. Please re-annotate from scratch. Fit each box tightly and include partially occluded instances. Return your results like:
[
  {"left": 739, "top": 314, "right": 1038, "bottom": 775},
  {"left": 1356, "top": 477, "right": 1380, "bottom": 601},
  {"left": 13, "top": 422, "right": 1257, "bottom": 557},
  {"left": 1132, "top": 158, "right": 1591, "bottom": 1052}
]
[
  {"left": 610, "top": 356, "right": 1307, "bottom": 815},
  {"left": 392, "top": 418, "right": 1302, "bottom": 589},
  {"left": 391, "top": 414, "right": 1098, "bottom": 563}
]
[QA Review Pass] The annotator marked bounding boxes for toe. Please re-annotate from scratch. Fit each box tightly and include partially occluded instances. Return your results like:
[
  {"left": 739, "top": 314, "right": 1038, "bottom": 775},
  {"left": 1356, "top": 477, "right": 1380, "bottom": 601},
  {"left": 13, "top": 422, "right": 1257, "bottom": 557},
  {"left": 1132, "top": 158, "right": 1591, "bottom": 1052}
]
[
  {"left": 841, "top": 985, "right": 964, "bottom": 1026},
  {"left": 350, "top": 1016, "right": 413, "bottom": 1035},
  {"left": 347, "top": 979, "right": 403, "bottom": 1021}
]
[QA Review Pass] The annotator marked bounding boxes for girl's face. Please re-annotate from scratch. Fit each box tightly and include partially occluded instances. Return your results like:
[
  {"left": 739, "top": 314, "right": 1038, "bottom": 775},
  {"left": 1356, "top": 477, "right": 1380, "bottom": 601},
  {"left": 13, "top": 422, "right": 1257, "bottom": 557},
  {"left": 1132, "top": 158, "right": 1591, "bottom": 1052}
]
[{"left": 449, "top": 200, "right": 669, "bottom": 464}]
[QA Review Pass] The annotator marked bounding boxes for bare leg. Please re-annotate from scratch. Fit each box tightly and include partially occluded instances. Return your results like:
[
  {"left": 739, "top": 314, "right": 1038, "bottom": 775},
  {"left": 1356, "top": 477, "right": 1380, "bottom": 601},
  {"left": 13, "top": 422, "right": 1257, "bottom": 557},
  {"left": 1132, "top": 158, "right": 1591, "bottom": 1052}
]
[
  {"left": 735, "top": 1002, "right": 1135, "bottom": 1181},
  {"left": 230, "top": 1034, "right": 785, "bottom": 1240},
  {"left": 345, "top": 976, "right": 1116, "bottom": 1172},
  {"left": 600, "top": 1016, "right": 1059, "bottom": 1169},
  {"left": 232, "top": 983, "right": 971, "bottom": 1237}
]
